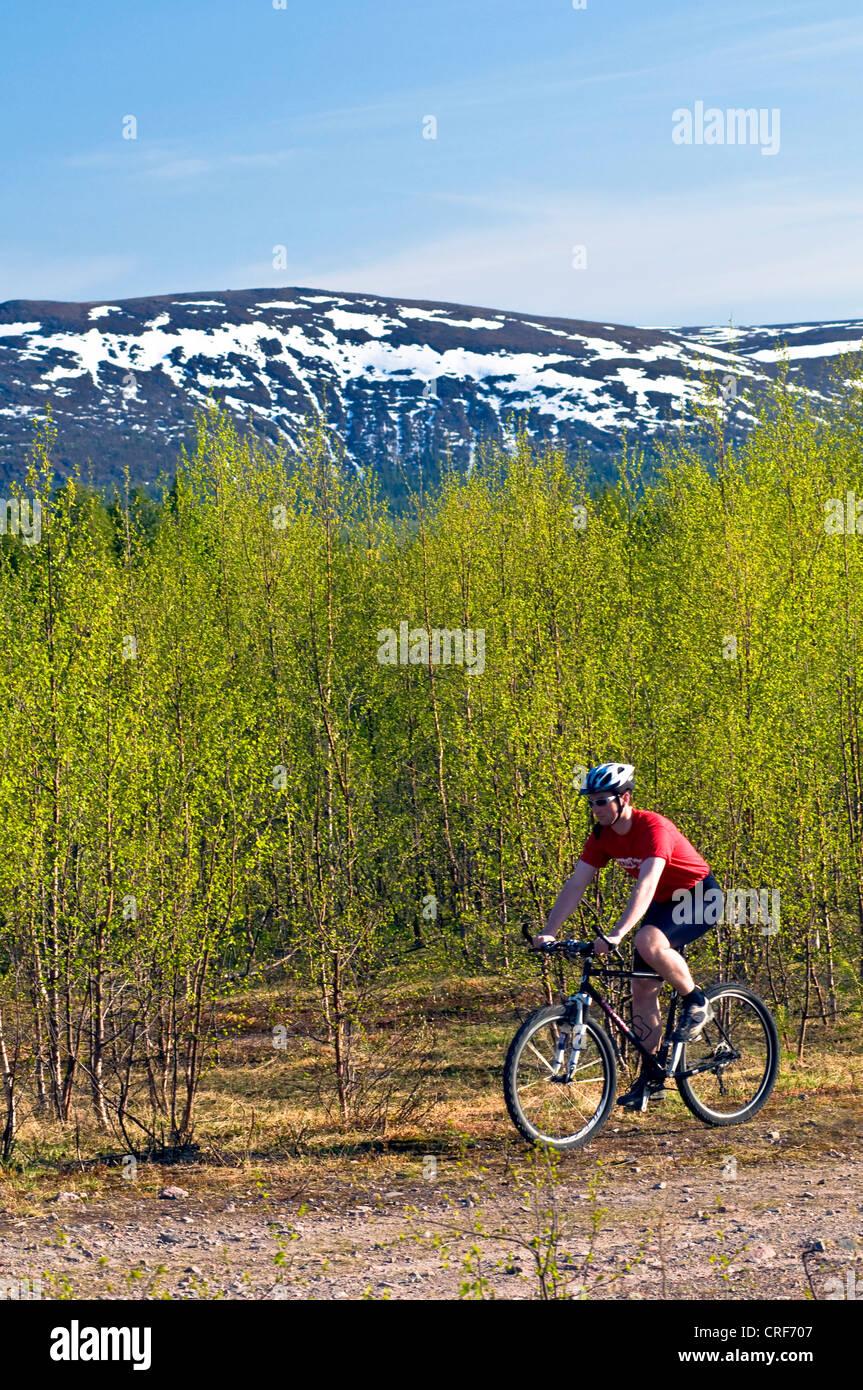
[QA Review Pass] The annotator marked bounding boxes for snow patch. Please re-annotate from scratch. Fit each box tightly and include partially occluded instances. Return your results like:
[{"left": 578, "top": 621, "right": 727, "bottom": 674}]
[
  {"left": 398, "top": 307, "right": 503, "bottom": 330},
  {"left": 296, "top": 293, "right": 351, "bottom": 305},
  {"left": 325, "top": 308, "right": 394, "bottom": 337},
  {"left": 748, "top": 338, "right": 863, "bottom": 363},
  {"left": 0, "top": 322, "right": 41, "bottom": 337}
]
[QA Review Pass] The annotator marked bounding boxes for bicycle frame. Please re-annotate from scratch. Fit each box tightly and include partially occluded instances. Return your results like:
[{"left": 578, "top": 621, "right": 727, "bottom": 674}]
[
  {"left": 524, "top": 926, "right": 741, "bottom": 1081},
  {"left": 561, "top": 958, "right": 688, "bottom": 1080}
]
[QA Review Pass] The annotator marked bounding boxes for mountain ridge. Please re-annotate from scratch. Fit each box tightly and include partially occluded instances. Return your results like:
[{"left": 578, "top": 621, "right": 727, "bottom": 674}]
[{"left": 1, "top": 284, "right": 860, "bottom": 494}]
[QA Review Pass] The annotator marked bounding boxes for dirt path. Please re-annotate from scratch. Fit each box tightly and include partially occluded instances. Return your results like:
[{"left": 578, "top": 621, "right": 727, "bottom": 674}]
[{"left": 2, "top": 1108, "right": 861, "bottom": 1300}]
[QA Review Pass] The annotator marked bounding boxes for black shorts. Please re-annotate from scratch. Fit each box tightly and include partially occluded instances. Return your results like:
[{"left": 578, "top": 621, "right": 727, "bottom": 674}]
[{"left": 631, "top": 870, "right": 721, "bottom": 975}]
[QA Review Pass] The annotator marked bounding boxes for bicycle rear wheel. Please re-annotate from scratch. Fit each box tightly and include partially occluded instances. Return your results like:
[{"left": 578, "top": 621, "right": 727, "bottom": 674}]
[
  {"left": 675, "top": 983, "right": 779, "bottom": 1125},
  {"left": 503, "top": 1004, "right": 617, "bottom": 1150}
]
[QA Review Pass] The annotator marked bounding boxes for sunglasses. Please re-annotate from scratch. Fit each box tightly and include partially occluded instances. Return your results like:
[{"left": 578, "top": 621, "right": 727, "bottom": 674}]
[{"left": 587, "top": 795, "right": 618, "bottom": 807}]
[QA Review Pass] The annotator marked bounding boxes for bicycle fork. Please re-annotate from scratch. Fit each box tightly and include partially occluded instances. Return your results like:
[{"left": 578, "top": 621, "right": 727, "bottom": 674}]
[{"left": 552, "top": 993, "right": 589, "bottom": 1081}]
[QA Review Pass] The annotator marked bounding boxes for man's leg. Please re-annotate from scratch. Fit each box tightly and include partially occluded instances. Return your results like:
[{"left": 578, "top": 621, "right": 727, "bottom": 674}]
[
  {"left": 631, "top": 924, "right": 696, "bottom": 1062},
  {"left": 631, "top": 975, "right": 663, "bottom": 1058},
  {"left": 634, "top": 923, "right": 713, "bottom": 1045},
  {"left": 620, "top": 902, "right": 716, "bottom": 1111},
  {"left": 617, "top": 935, "right": 674, "bottom": 1108},
  {"left": 634, "top": 925, "right": 695, "bottom": 999}
]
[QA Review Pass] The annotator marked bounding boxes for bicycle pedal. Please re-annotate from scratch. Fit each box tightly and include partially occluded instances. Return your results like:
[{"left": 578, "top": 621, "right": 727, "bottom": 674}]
[{"left": 616, "top": 1081, "right": 666, "bottom": 1111}]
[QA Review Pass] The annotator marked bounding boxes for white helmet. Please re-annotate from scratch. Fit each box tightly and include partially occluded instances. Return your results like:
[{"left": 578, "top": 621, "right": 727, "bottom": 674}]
[{"left": 579, "top": 762, "right": 635, "bottom": 797}]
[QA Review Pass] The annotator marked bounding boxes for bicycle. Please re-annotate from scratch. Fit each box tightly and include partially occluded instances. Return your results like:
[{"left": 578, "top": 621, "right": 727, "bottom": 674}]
[{"left": 503, "top": 924, "right": 779, "bottom": 1150}]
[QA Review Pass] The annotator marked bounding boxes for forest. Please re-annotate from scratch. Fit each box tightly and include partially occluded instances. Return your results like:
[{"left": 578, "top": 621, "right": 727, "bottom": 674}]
[{"left": 0, "top": 360, "right": 861, "bottom": 1163}]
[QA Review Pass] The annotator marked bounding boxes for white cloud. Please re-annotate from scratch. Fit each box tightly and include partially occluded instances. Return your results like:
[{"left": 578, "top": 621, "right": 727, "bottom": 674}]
[
  {"left": 65, "top": 144, "right": 295, "bottom": 180},
  {"left": 145, "top": 157, "right": 214, "bottom": 180},
  {"left": 0, "top": 253, "right": 140, "bottom": 303},
  {"left": 703, "top": 15, "right": 863, "bottom": 67},
  {"left": 287, "top": 182, "right": 863, "bottom": 325}
]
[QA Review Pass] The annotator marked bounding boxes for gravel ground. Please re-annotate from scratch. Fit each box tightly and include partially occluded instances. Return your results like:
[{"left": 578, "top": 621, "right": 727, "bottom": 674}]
[{"left": 2, "top": 1112, "right": 861, "bottom": 1301}]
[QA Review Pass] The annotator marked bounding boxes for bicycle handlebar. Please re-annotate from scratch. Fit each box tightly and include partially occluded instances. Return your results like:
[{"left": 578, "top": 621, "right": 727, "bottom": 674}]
[{"left": 520, "top": 921, "right": 624, "bottom": 962}]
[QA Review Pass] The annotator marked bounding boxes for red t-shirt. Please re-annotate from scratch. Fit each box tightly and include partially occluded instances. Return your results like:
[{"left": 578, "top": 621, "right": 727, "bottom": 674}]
[{"left": 578, "top": 809, "right": 709, "bottom": 900}]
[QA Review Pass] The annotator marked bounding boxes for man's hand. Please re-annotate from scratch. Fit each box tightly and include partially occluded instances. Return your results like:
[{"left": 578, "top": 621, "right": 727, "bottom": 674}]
[
  {"left": 593, "top": 934, "right": 623, "bottom": 956},
  {"left": 532, "top": 932, "right": 557, "bottom": 948}
]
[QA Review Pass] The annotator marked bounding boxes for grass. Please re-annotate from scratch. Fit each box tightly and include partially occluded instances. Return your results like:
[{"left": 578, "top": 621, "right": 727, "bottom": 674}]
[{"left": 0, "top": 969, "right": 860, "bottom": 1204}]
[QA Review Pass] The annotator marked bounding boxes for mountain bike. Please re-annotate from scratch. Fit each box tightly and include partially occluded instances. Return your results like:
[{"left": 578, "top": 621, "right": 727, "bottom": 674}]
[{"left": 503, "top": 925, "right": 779, "bottom": 1150}]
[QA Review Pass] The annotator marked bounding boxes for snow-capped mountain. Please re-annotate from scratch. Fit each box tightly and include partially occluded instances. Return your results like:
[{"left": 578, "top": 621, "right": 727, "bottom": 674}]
[{"left": 0, "top": 285, "right": 860, "bottom": 492}]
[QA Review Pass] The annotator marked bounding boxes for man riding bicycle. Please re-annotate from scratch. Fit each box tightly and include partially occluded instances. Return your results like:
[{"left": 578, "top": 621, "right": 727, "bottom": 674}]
[{"left": 534, "top": 761, "right": 721, "bottom": 1111}]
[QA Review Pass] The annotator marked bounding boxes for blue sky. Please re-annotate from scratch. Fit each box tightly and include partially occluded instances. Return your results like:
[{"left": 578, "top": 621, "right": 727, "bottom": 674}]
[{"left": 2, "top": 0, "right": 862, "bottom": 324}]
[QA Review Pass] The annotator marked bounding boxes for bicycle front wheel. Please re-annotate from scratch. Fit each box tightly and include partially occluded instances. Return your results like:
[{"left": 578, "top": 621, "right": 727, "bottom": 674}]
[
  {"left": 503, "top": 1004, "right": 617, "bottom": 1150},
  {"left": 675, "top": 983, "right": 779, "bottom": 1125}
]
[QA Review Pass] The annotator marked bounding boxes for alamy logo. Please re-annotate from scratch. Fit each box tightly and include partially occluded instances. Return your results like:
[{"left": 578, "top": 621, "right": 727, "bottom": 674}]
[
  {"left": 0, "top": 1277, "right": 41, "bottom": 1299},
  {"left": 50, "top": 1320, "right": 151, "bottom": 1370},
  {"left": 824, "top": 1269, "right": 863, "bottom": 1300},
  {"left": 376, "top": 621, "right": 485, "bottom": 675},
  {"left": 672, "top": 101, "right": 780, "bottom": 156},
  {"left": 672, "top": 882, "right": 780, "bottom": 935},
  {"left": 824, "top": 492, "right": 863, "bottom": 534},
  {"left": 0, "top": 497, "right": 41, "bottom": 545}
]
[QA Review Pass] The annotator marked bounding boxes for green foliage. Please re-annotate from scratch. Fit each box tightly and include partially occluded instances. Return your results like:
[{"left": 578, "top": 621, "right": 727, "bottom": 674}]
[{"left": 0, "top": 371, "right": 861, "bottom": 1149}]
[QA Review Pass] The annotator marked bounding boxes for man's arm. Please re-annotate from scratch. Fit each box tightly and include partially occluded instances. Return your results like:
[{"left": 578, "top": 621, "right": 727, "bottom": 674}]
[
  {"left": 600, "top": 856, "right": 667, "bottom": 948},
  {"left": 534, "top": 859, "right": 598, "bottom": 944}
]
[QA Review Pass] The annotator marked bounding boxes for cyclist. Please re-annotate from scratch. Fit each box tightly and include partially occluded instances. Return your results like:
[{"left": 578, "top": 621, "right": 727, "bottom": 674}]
[{"left": 534, "top": 761, "right": 722, "bottom": 1110}]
